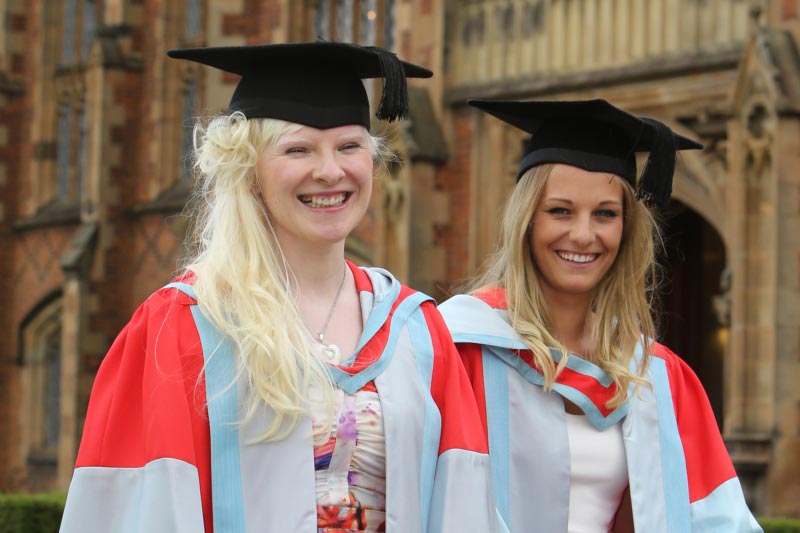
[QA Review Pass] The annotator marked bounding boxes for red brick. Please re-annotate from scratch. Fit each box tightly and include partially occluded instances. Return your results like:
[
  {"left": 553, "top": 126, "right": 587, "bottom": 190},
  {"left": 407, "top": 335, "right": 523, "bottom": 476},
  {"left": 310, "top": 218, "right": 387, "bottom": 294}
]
[
  {"left": 784, "top": 0, "right": 798, "bottom": 19},
  {"left": 9, "top": 14, "right": 26, "bottom": 32}
]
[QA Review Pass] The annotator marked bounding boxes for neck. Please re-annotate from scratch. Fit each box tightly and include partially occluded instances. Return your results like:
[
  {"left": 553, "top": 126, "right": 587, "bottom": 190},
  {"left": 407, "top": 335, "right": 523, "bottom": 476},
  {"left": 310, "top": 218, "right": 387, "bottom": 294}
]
[
  {"left": 541, "top": 286, "right": 592, "bottom": 356},
  {"left": 279, "top": 239, "right": 348, "bottom": 293}
]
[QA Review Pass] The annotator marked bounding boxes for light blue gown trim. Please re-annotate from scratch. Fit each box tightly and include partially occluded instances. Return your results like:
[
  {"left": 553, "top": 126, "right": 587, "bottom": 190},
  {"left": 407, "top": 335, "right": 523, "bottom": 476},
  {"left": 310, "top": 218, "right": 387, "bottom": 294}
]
[
  {"left": 442, "top": 295, "right": 629, "bottom": 430},
  {"left": 650, "top": 357, "right": 691, "bottom": 532},
  {"left": 339, "top": 267, "right": 401, "bottom": 367},
  {"left": 690, "top": 477, "right": 763, "bottom": 532},
  {"left": 327, "top": 291, "right": 433, "bottom": 394},
  {"left": 482, "top": 349, "right": 510, "bottom": 525},
  {"left": 163, "top": 282, "right": 246, "bottom": 533},
  {"left": 406, "top": 307, "right": 440, "bottom": 532},
  {"left": 483, "top": 344, "right": 628, "bottom": 431}
]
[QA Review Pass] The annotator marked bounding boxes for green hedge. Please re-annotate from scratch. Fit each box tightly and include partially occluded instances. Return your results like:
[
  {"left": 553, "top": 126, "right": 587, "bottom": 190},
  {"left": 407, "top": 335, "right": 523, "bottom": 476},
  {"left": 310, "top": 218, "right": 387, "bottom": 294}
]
[
  {"left": 761, "top": 517, "right": 800, "bottom": 533},
  {"left": 0, "top": 493, "right": 798, "bottom": 533},
  {"left": 0, "top": 492, "right": 66, "bottom": 533}
]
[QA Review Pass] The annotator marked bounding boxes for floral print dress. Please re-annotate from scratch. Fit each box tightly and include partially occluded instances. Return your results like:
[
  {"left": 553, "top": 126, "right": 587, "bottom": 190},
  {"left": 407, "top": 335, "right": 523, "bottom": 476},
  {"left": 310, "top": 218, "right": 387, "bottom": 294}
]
[{"left": 312, "top": 381, "right": 386, "bottom": 533}]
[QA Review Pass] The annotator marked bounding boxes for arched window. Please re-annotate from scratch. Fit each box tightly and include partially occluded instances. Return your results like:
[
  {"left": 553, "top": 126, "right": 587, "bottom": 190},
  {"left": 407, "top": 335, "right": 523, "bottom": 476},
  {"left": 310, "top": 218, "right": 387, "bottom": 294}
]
[{"left": 20, "top": 295, "right": 63, "bottom": 472}]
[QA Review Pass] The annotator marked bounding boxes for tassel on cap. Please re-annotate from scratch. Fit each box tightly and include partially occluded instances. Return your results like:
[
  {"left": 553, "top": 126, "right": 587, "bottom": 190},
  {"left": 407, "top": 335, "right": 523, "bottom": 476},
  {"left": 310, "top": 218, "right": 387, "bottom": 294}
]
[
  {"left": 366, "top": 46, "right": 410, "bottom": 122},
  {"left": 636, "top": 118, "right": 678, "bottom": 208}
]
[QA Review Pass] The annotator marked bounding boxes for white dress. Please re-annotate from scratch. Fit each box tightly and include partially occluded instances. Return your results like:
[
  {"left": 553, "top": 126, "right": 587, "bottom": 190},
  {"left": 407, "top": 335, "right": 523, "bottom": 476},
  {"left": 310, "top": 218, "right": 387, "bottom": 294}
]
[{"left": 566, "top": 413, "right": 628, "bottom": 533}]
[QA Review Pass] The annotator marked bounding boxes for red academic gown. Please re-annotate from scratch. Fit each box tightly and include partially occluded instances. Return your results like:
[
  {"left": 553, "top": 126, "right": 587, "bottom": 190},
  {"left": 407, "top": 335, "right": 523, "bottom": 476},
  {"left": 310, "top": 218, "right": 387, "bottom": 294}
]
[
  {"left": 61, "top": 264, "right": 498, "bottom": 533},
  {"left": 438, "top": 288, "right": 761, "bottom": 533}
]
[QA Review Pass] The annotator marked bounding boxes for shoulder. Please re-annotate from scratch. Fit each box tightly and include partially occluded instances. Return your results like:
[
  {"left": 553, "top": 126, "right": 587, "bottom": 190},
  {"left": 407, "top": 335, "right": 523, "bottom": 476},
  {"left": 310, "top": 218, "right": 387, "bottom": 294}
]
[
  {"left": 649, "top": 342, "right": 693, "bottom": 377},
  {"left": 355, "top": 263, "right": 435, "bottom": 306},
  {"left": 139, "top": 283, "right": 197, "bottom": 315},
  {"left": 118, "top": 280, "right": 200, "bottom": 344},
  {"left": 648, "top": 342, "right": 711, "bottom": 408},
  {"left": 147, "top": 273, "right": 200, "bottom": 306},
  {"left": 471, "top": 287, "right": 508, "bottom": 309}
]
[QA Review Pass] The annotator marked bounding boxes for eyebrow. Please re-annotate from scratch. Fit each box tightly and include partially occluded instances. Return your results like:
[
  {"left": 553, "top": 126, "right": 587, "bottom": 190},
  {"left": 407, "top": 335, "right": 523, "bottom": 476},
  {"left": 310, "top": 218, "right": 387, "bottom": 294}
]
[
  {"left": 276, "top": 133, "right": 367, "bottom": 146},
  {"left": 544, "top": 197, "right": 623, "bottom": 206}
]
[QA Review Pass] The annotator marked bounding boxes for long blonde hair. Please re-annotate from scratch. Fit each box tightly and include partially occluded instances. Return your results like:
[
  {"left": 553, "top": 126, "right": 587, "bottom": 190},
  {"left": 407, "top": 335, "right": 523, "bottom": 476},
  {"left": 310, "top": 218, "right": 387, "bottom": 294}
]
[
  {"left": 182, "top": 112, "right": 385, "bottom": 441},
  {"left": 469, "top": 164, "right": 660, "bottom": 406}
]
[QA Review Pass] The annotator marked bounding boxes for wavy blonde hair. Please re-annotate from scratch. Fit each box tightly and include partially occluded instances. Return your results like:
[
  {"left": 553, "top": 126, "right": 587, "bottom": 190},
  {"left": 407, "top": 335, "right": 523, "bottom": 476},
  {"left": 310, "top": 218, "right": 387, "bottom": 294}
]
[
  {"left": 469, "top": 164, "right": 661, "bottom": 407},
  {"left": 182, "top": 112, "right": 386, "bottom": 441}
]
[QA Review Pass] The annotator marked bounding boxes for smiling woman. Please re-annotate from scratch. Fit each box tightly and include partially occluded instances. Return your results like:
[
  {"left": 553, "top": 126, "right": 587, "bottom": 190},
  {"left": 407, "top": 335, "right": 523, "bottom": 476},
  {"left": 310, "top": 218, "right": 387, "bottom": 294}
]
[
  {"left": 530, "top": 164, "right": 624, "bottom": 302},
  {"left": 60, "top": 42, "right": 499, "bottom": 533},
  {"left": 439, "top": 98, "right": 761, "bottom": 532},
  {"left": 256, "top": 124, "right": 376, "bottom": 255}
]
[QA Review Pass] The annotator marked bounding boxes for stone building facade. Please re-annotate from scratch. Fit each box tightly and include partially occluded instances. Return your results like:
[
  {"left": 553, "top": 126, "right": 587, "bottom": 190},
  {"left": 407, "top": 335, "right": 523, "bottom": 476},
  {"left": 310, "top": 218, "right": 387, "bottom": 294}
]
[{"left": 0, "top": 0, "right": 797, "bottom": 519}]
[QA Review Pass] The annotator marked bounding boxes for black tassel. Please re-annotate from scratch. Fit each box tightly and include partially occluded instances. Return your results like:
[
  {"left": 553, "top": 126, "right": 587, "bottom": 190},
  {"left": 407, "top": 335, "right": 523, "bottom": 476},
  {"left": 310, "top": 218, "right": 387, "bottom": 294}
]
[
  {"left": 366, "top": 46, "right": 409, "bottom": 122},
  {"left": 636, "top": 118, "right": 677, "bottom": 208}
]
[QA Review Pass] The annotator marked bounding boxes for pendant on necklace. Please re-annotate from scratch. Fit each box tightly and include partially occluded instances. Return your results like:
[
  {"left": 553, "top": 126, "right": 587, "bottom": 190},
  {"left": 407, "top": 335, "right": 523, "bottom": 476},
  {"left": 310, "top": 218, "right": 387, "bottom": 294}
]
[
  {"left": 317, "top": 333, "right": 341, "bottom": 363},
  {"left": 320, "top": 342, "right": 341, "bottom": 363}
]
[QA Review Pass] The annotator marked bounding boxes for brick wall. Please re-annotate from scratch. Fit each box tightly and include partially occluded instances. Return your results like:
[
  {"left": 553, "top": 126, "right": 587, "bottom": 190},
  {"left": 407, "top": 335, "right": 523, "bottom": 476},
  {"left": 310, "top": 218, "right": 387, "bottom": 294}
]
[{"left": 438, "top": 108, "right": 474, "bottom": 292}]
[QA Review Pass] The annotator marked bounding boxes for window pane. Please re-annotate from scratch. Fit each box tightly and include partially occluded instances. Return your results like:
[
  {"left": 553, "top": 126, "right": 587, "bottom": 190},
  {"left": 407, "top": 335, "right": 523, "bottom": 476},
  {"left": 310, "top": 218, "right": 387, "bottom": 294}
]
[
  {"left": 77, "top": 106, "right": 87, "bottom": 200},
  {"left": 44, "top": 336, "right": 61, "bottom": 449},
  {"left": 57, "top": 103, "right": 73, "bottom": 198},
  {"left": 314, "top": 0, "right": 331, "bottom": 40},
  {"left": 360, "top": 0, "right": 377, "bottom": 45},
  {"left": 336, "top": 0, "right": 354, "bottom": 42},
  {"left": 186, "top": 0, "right": 202, "bottom": 38},
  {"left": 384, "top": 0, "right": 395, "bottom": 50},
  {"left": 180, "top": 79, "right": 197, "bottom": 181},
  {"left": 81, "top": 0, "right": 96, "bottom": 59},
  {"left": 62, "top": 0, "right": 77, "bottom": 63}
]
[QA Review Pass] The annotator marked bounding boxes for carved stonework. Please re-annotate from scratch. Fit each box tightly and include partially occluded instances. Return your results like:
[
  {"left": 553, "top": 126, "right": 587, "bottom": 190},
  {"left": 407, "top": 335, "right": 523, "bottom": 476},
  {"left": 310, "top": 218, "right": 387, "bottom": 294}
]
[
  {"left": 381, "top": 171, "right": 406, "bottom": 225},
  {"left": 741, "top": 92, "right": 776, "bottom": 181},
  {"left": 712, "top": 268, "right": 732, "bottom": 328}
]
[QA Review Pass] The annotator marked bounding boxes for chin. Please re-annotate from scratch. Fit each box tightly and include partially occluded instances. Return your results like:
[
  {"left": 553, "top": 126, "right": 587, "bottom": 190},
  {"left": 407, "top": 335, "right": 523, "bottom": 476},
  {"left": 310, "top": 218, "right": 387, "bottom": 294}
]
[{"left": 553, "top": 280, "right": 600, "bottom": 295}]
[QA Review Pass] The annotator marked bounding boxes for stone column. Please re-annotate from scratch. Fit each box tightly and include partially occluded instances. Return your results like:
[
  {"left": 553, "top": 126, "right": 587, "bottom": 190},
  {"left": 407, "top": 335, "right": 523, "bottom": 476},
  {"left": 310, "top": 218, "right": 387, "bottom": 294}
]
[
  {"left": 726, "top": 82, "right": 777, "bottom": 515},
  {"left": 57, "top": 223, "right": 97, "bottom": 488}
]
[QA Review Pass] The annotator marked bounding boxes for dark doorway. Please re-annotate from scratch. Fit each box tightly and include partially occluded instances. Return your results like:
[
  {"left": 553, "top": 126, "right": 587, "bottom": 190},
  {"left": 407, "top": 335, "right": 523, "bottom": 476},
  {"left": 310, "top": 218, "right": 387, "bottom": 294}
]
[{"left": 659, "top": 202, "right": 727, "bottom": 430}]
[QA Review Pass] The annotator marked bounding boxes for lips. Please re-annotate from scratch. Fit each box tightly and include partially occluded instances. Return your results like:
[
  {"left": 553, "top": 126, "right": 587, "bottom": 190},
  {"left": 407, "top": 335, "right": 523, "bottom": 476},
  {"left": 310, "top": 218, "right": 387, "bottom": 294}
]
[
  {"left": 556, "top": 251, "right": 600, "bottom": 264},
  {"left": 298, "top": 192, "right": 349, "bottom": 208}
]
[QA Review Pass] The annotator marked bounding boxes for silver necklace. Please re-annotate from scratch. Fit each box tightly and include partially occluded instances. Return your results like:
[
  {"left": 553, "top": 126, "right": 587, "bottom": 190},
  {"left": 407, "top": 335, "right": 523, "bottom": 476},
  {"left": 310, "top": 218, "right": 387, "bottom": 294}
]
[{"left": 315, "top": 266, "right": 347, "bottom": 362}]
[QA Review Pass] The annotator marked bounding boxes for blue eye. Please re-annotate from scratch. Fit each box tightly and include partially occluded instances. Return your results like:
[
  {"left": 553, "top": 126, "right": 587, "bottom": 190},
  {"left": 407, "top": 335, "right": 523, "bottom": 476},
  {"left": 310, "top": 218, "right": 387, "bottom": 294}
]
[
  {"left": 597, "top": 209, "right": 620, "bottom": 218},
  {"left": 546, "top": 207, "right": 570, "bottom": 215}
]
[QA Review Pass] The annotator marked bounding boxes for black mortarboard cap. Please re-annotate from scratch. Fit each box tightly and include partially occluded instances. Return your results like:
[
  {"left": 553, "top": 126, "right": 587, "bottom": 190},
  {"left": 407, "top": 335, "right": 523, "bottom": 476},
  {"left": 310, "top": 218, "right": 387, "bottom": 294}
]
[
  {"left": 468, "top": 99, "right": 703, "bottom": 207},
  {"left": 167, "top": 41, "right": 433, "bottom": 130}
]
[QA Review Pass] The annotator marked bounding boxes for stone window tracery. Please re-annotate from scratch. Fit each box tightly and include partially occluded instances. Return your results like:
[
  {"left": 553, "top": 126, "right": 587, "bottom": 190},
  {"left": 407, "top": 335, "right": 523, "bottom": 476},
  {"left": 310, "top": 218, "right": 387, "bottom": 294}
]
[{"left": 20, "top": 296, "right": 64, "bottom": 469}]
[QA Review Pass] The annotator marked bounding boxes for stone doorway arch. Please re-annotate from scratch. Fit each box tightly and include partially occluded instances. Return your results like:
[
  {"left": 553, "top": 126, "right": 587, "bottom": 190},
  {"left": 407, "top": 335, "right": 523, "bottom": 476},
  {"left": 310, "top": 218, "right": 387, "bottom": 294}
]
[
  {"left": 659, "top": 202, "right": 727, "bottom": 430},
  {"left": 658, "top": 147, "right": 730, "bottom": 431}
]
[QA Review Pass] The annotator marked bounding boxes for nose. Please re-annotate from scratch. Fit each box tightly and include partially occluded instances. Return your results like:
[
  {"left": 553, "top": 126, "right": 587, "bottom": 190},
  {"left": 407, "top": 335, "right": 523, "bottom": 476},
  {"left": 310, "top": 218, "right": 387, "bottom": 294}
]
[
  {"left": 569, "top": 213, "right": 595, "bottom": 247},
  {"left": 311, "top": 150, "right": 346, "bottom": 184}
]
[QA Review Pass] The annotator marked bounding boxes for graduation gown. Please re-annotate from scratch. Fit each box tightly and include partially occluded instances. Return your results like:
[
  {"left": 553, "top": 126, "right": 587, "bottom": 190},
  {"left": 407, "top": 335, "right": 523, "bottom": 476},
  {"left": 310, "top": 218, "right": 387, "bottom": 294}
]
[
  {"left": 438, "top": 289, "right": 762, "bottom": 533},
  {"left": 61, "top": 264, "right": 497, "bottom": 533}
]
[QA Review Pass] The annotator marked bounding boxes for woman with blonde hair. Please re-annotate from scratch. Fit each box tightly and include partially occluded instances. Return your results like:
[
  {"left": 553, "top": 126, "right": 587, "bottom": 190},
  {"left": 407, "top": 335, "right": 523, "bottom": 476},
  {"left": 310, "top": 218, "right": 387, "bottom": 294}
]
[
  {"left": 60, "top": 42, "right": 497, "bottom": 533},
  {"left": 439, "top": 99, "right": 760, "bottom": 532}
]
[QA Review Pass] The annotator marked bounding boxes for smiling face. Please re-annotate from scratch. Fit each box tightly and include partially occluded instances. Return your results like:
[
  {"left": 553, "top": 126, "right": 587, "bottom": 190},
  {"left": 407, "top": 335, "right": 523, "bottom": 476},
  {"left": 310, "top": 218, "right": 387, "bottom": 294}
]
[
  {"left": 530, "top": 163, "right": 624, "bottom": 301},
  {"left": 256, "top": 124, "right": 374, "bottom": 252}
]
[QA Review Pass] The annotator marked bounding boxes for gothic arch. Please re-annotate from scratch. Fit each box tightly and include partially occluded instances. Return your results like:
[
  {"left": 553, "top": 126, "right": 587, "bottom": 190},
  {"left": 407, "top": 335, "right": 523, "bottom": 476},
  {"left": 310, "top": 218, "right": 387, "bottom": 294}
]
[
  {"left": 671, "top": 150, "right": 728, "bottom": 248},
  {"left": 17, "top": 291, "right": 64, "bottom": 489}
]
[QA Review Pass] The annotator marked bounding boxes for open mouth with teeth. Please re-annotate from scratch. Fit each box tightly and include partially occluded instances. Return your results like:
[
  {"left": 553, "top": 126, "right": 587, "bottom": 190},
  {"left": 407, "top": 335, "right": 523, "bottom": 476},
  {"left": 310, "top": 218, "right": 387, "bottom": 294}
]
[
  {"left": 298, "top": 192, "right": 349, "bottom": 208},
  {"left": 556, "top": 251, "right": 600, "bottom": 264}
]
